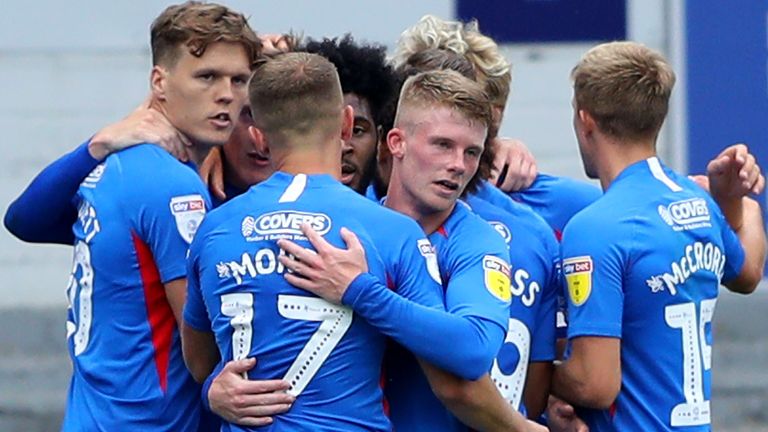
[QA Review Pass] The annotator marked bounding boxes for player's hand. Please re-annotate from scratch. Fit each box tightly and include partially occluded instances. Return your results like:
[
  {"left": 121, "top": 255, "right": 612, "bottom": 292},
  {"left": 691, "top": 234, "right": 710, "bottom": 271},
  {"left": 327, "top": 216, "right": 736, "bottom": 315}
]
[
  {"left": 89, "top": 96, "right": 191, "bottom": 161},
  {"left": 260, "top": 33, "right": 294, "bottom": 57},
  {"left": 489, "top": 137, "right": 538, "bottom": 192},
  {"left": 208, "top": 358, "right": 294, "bottom": 427},
  {"left": 200, "top": 146, "right": 226, "bottom": 201},
  {"left": 707, "top": 143, "right": 764, "bottom": 200},
  {"left": 546, "top": 396, "right": 589, "bottom": 432},
  {"left": 277, "top": 225, "right": 368, "bottom": 304},
  {"left": 688, "top": 174, "right": 710, "bottom": 192}
]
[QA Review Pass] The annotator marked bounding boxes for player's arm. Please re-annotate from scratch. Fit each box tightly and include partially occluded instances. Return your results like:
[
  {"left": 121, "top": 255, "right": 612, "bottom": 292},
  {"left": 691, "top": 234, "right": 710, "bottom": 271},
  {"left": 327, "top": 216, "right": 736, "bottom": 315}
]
[
  {"left": 525, "top": 362, "right": 553, "bottom": 419},
  {"left": 420, "top": 362, "right": 545, "bottom": 432},
  {"left": 489, "top": 137, "right": 538, "bottom": 192},
  {"left": 552, "top": 336, "right": 620, "bottom": 409},
  {"left": 181, "top": 230, "right": 221, "bottom": 383},
  {"left": 705, "top": 144, "right": 766, "bottom": 293},
  {"left": 5, "top": 102, "right": 187, "bottom": 244},
  {"left": 4, "top": 139, "right": 98, "bottom": 244},
  {"left": 552, "top": 215, "right": 625, "bottom": 409},
  {"left": 278, "top": 224, "right": 503, "bottom": 380}
]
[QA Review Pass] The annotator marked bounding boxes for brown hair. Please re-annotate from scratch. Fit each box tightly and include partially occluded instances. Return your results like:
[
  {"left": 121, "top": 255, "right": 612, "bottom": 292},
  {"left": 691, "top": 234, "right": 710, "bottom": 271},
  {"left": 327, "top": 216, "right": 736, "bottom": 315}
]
[
  {"left": 397, "top": 69, "right": 492, "bottom": 193},
  {"left": 150, "top": 1, "right": 261, "bottom": 67},
  {"left": 572, "top": 41, "right": 676, "bottom": 140},
  {"left": 248, "top": 52, "right": 344, "bottom": 137}
]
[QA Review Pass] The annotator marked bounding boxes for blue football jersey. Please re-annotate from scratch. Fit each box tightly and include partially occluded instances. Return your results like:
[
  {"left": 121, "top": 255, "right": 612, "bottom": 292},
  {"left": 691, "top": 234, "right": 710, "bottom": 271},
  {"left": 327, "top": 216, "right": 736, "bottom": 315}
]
[
  {"left": 185, "top": 172, "right": 444, "bottom": 432},
  {"left": 62, "top": 144, "right": 209, "bottom": 431},
  {"left": 561, "top": 157, "right": 745, "bottom": 431},
  {"left": 464, "top": 195, "right": 559, "bottom": 416},
  {"left": 474, "top": 175, "right": 602, "bottom": 240},
  {"left": 385, "top": 202, "right": 511, "bottom": 431}
]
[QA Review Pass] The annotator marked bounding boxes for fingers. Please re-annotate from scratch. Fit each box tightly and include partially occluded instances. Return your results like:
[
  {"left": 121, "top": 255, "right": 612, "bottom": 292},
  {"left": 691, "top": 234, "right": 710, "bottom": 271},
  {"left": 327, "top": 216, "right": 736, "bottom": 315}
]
[
  {"left": 223, "top": 357, "right": 257, "bottom": 374},
  {"left": 300, "top": 223, "right": 333, "bottom": 255},
  {"left": 706, "top": 154, "right": 731, "bottom": 176},
  {"left": 277, "top": 239, "right": 321, "bottom": 269},
  {"left": 753, "top": 171, "right": 765, "bottom": 195}
]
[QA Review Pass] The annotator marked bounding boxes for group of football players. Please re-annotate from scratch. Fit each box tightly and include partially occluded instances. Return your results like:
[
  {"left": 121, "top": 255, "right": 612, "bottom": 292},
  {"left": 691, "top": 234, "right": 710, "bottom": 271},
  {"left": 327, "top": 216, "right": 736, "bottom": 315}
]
[{"left": 5, "top": 2, "right": 766, "bottom": 431}]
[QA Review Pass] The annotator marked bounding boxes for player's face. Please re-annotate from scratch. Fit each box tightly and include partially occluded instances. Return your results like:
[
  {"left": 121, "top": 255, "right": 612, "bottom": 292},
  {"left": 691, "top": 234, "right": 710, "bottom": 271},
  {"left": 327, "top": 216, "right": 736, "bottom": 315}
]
[
  {"left": 341, "top": 93, "right": 378, "bottom": 193},
  {"left": 160, "top": 42, "right": 251, "bottom": 149},
  {"left": 223, "top": 104, "right": 273, "bottom": 188},
  {"left": 572, "top": 98, "right": 598, "bottom": 179},
  {"left": 398, "top": 106, "right": 486, "bottom": 213}
]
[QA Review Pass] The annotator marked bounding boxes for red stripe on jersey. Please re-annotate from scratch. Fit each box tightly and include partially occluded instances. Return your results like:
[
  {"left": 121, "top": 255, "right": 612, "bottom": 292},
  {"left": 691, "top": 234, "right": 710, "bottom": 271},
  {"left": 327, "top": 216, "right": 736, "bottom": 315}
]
[
  {"left": 609, "top": 401, "right": 617, "bottom": 418},
  {"left": 554, "top": 229, "right": 563, "bottom": 242},
  {"left": 386, "top": 273, "right": 395, "bottom": 291},
  {"left": 436, "top": 225, "right": 448, "bottom": 237},
  {"left": 380, "top": 365, "right": 390, "bottom": 417},
  {"left": 132, "top": 231, "right": 175, "bottom": 393}
]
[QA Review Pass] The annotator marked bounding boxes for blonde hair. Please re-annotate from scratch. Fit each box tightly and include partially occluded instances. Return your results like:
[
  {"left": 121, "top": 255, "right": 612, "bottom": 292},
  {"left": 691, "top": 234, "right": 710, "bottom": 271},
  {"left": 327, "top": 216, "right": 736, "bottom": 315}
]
[
  {"left": 150, "top": 1, "right": 261, "bottom": 68},
  {"left": 393, "top": 15, "right": 511, "bottom": 108},
  {"left": 248, "top": 52, "right": 343, "bottom": 138},
  {"left": 572, "top": 41, "right": 676, "bottom": 140}
]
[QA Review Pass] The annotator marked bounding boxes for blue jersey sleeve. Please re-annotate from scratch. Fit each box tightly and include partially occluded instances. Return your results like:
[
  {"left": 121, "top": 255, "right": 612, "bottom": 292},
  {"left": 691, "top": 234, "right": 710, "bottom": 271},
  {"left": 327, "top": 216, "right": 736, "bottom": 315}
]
[
  {"left": 183, "top": 225, "right": 212, "bottom": 332},
  {"left": 561, "top": 213, "right": 627, "bottom": 339},
  {"left": 343, "top": 272, "right": 503, "bottom": 380},
  {"left": 123, "top": 154, "right": 210, "bottom": 284},
  {"left": 4, "top": 139, "right": 100, "bottom": 244},
  {"left": 443, "top": 226, "right": 511, "bottom": 335}
]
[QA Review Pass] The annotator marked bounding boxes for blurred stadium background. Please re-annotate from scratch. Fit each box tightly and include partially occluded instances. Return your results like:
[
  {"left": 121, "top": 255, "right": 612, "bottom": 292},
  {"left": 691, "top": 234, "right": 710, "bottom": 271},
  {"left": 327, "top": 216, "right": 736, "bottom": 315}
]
[{"left": 1, "top": 1, "right": 765, "bottom": 430}]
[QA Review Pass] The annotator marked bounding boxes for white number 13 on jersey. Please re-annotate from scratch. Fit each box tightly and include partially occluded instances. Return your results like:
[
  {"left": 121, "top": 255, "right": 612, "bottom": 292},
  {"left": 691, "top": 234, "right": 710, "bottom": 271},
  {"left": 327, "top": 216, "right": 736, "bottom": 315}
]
[
  {"left": 220, "top": 293, "right": 353, "bottom": 397},
  {"left": 665, "top": 299, "right": 716, "bottom": 427}
]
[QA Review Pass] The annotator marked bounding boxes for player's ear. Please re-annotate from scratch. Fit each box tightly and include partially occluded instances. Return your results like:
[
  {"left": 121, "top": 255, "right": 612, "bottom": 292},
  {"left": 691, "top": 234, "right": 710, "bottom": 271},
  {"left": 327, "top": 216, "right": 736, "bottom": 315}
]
[
  {"left": 578, "top": 109, "right": 597, "bottom": 136},
  {"left": 248, "top": 126, "right": 268, "bottom": 155},
  {"left": 387, "top": 128, "right": 406, "bottom": 159},
  {"left": 150, "top": 65, "right": 168, "bottom": 101},
  {"left": 341, "top": 105, "right": 354, "bottom": 141}
]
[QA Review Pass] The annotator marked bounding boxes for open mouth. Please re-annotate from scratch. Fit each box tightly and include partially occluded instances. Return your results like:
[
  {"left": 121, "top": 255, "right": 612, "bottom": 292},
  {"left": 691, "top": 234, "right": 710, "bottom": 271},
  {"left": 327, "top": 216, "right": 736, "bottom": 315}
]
[
  {"left": 434, "top": 179, "right": 460, "bottom": 192},
  {"left": 340, "top": 163, "right": 356, "bottom": 184},
  {"left": 246, "top": 151, "right": 270, "bottom": 166},
  {"left": 210, "top": 113, "right": 232, "bottom": 128}
]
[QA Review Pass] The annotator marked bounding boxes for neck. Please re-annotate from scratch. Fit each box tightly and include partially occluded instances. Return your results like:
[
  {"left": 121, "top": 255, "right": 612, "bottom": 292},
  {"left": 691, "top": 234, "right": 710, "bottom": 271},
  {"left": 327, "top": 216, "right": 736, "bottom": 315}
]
[
  {"left": 594, "top": 134, "right": 657, "bottom": 190},
  {"left": 149, "top": 97, "right": 209, "bottom": 167},
  {"left": 385, "top": 167, "right": 453, "bottom": 235},
  {"left": 270, "top": 138, "right": 342, "bottom": 179}
]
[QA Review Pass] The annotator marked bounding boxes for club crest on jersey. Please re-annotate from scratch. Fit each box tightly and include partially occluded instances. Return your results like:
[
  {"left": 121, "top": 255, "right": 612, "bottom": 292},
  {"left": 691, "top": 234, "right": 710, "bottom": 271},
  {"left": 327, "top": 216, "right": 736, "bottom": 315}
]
[
  {"left": 483, "top": 255, "right": 512, "bottom": 302},
  {"left": 489, "top": 221, "right": 512, "bottom": 245},
  {"left": 242, "top": 211, "right": 332, "bottom": 242},
  {"left": 169, "top": 194, "right": 206, "bottom": 244},
  {"left": 563, "top": 256, "right": 592, "bottom": 306},
  {"left": 417, "top": 239, "right": 442, "bottom": 284},
  {"left": 81, "top": 164, "right": 106, "bottom": 189},
  {"left": 657, "top": 198, "right": 711, "bottom": 231}
]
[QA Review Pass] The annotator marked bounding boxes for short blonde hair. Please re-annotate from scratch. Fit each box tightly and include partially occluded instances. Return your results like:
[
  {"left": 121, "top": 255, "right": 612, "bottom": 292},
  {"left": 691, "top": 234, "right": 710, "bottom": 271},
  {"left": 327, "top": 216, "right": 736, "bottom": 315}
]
[
  {"left": 248, "top": 52, "right": 343, "bottom": 137},
  {"left": 572, "top": 41, "right": 676, "bottom": 140},
  {"left": 393, "top": 15, "right": 511, "bottom": 108}
]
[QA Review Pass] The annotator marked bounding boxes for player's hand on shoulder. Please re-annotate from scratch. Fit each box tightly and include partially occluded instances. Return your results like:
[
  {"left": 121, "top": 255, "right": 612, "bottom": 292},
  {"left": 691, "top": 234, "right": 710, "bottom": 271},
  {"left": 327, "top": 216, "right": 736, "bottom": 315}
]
[
  {"left": 278, "top": 225, "right": 368, "bottom": 304},
  {"left": 89, "top": 96, "right": 190, "bottom": 161},
  {"left": 489, "top": 137, "right": 538, "bottom": 192},
  {"left": 707, "top": 143, "right": 764, "bottom": 201},
  {"left": 199, "top": 146, "right": 226, "bottom": 201},
  {"left": 208, "top": 358, "right": 294, "bottom": 427},
  {"left": 545, "top": 396, "right": 589, "bottom": 432}
]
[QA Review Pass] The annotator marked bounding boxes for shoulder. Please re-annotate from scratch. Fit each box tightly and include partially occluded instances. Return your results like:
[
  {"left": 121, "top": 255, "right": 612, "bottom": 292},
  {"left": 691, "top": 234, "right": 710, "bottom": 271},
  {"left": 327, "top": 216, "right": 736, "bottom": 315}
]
[{"left": 446, "top": 203, "right": 508, "bottom": 255}]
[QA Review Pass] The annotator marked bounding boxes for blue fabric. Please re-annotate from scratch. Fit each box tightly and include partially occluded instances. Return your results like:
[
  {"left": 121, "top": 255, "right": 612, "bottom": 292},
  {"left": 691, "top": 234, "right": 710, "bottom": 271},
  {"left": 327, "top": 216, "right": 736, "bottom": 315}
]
[{"left": 561, "top": 157, "right": 744, "bottom": 431}]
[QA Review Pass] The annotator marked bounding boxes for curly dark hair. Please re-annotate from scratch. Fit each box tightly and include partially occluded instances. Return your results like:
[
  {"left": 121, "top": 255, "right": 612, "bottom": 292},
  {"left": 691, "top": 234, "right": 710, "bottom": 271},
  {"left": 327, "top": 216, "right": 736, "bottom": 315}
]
[{"left": 301, "top": 34, "right": 399, "bottom": 130}]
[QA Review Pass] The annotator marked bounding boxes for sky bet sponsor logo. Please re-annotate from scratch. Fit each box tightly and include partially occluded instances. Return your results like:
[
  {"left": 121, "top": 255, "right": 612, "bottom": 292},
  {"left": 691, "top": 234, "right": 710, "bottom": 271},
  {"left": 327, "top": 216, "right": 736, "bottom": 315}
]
[
  {"left": 657, "top": 197, "right": 711, "bottom": 231},
  {"left": 241, "top": 211, "right": 332, "bottom": 241}
]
